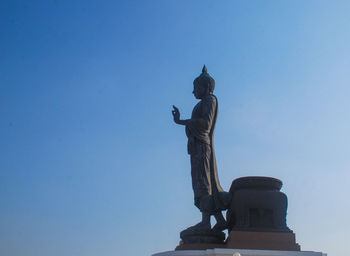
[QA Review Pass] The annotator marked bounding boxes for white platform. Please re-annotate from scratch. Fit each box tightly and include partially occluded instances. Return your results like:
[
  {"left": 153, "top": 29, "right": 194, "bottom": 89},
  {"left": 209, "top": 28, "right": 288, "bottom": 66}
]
[{"left": 152, "top": 248, "right": 326, "bottom": 256}]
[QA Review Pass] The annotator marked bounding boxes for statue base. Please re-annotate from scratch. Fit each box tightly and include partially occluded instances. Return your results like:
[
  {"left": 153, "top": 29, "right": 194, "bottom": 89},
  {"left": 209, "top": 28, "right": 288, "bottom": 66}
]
[
  {"left": 175, "top": 230, "right": 300, "bottom": 251},
  {"left": 177, "top": 228, "right": 225, "bottom": 249},
  {"left": 153, "top": 248, "right": 327, "bottom": 256},
  {"left": 226, "top": 230, "right": 300, "bottom": 251}
]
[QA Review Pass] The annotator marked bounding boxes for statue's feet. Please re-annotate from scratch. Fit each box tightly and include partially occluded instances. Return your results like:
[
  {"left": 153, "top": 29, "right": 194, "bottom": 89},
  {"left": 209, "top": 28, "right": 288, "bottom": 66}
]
[
  {"left": 180, "top": 221, "right": 211, "bottom": 238},
  {"left": 180, "top": 221, "right": 226, "bottom": 245},
  {"left": 188, "top": 221, "right": 211, "bottom": 231},
  {"left": 212, "top": 220, "right": 227, "bottom": 232}
]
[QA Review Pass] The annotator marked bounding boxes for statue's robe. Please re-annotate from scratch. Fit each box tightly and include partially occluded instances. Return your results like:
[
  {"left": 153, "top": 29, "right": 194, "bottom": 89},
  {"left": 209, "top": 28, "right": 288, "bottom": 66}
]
[{"left": 186, "top": 94, "right": 230, "bottom": 213}]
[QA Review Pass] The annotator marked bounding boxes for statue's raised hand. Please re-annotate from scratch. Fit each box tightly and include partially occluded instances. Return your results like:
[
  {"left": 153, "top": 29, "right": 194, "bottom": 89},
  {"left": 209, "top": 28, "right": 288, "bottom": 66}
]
[{"left": 172, "top": 105, "right": 180, "bottom": 124}]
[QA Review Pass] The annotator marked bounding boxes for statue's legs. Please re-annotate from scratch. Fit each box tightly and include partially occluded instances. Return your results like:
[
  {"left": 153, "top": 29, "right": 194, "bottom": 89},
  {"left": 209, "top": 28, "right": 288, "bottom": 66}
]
[
  {"left": 190, "top": 144, "right": 211, "bottom": 210},
  {"left": 187, "top": 210, "right": 227, "bottom": 231},
  {"left": 187, "top": 212, "right": 211, "bottom": 231},
  {"left": 189, "top": 143, "right": 227, "bottom": 231},
  {"left": 212, "top": 211, "right": 227, "bottom": 231}
]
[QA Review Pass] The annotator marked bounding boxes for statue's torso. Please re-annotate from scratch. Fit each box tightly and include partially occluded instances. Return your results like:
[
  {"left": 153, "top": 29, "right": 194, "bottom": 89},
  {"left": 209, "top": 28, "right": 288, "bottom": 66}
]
[{"left": 186, "top": 95, "right": 217, "bottom": 155}]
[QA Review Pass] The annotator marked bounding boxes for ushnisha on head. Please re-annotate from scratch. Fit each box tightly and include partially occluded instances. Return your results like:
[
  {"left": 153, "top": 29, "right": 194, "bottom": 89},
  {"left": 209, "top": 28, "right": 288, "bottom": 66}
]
[
  {"left": 193, "top": 65, "right": 215, "bottom": 99},
  {"left": 194, "top": 65, "right": 215, "bottom": 93}
]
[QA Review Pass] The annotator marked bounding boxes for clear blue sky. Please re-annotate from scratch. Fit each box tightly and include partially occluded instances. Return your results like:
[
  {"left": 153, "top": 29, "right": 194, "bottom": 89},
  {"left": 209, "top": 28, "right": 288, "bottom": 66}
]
[{"left": 1, "top": 1, "right": 349, "bottom": 256}]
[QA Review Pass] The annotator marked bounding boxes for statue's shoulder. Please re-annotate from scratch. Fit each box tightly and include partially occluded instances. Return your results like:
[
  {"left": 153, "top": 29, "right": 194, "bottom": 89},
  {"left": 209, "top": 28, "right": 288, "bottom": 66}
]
[{"left": 203, "top": 94, "right": 217, "bottom": 104}]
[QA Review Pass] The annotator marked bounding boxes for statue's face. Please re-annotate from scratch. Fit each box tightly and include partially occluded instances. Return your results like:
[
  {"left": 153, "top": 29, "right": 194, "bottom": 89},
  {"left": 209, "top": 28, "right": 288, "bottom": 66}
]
[{"left": 193, "top": 82, "right": 208, "bottom": 99}]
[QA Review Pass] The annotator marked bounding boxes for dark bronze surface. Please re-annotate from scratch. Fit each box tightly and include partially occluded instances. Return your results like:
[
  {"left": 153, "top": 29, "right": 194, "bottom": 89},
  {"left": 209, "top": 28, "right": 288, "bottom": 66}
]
[
  {"left": 172, "top": 66, "right": 229, "bottom": 244},
  {"left": 171, "top": 67, "right": 294, "bottom": 249}
]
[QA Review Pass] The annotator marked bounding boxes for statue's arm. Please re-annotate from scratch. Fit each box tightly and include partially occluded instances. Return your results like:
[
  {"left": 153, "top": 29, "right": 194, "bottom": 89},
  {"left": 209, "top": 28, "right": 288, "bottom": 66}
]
[
  {"left": 172, "top": 105, "right": 189, "bottom": 126},
  {"left": 172, "top": 97, "right": 215, "bottom": 128},
  {"left": 187, "top": 97, "right": 216, "bottom": 130},
  {"left": 175, "top": 119, "right": 189, "bottom": 126}
]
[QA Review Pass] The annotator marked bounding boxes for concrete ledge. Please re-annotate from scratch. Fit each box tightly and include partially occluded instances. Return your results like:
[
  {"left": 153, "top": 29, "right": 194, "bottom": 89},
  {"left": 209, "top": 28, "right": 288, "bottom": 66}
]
[{"left": 153, "top": 248, "right": 326, "bottom": 256}]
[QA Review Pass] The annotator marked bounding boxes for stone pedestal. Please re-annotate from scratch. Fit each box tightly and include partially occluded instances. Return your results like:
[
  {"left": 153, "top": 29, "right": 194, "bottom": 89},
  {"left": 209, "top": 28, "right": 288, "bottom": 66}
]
[
  {"left": 176, "top": 243, "right": 225, "bottom": 251},
  {"left": 226, "top": 231, "right": 300, "bottom": 251},
  {"left": 175, "top": 230, "right": 300, "bottom": 251},
  {"left": 179, "top": 229, "right": 226, "bottom": 245},
  {"left": 163, "top": 177, "right": 326, "bottom": 256},
  {"left": 227, "top": 177, "right": 289, "bottom": 233},
  {"left": 153, "top": 248, "right": 327, "bottom": 256}
]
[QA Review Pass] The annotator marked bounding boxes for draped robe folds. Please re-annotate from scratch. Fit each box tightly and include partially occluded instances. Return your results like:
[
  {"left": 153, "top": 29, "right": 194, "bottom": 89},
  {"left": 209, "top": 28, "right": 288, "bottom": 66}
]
[{"left": 185, "top": 94, "right": 230, "bottom": 214}]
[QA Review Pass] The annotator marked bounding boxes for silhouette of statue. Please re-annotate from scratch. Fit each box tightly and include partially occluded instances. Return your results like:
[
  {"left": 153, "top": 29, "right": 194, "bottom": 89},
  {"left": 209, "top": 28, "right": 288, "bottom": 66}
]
[{"left": 172, "top": 65, "right": 230, "bottom": 234}]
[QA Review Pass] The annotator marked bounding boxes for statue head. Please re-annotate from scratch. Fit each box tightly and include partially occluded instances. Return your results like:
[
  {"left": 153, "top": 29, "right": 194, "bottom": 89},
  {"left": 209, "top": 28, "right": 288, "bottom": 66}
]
[{"left": 193, "top": 65, "right": 215, "bottom": 99}]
